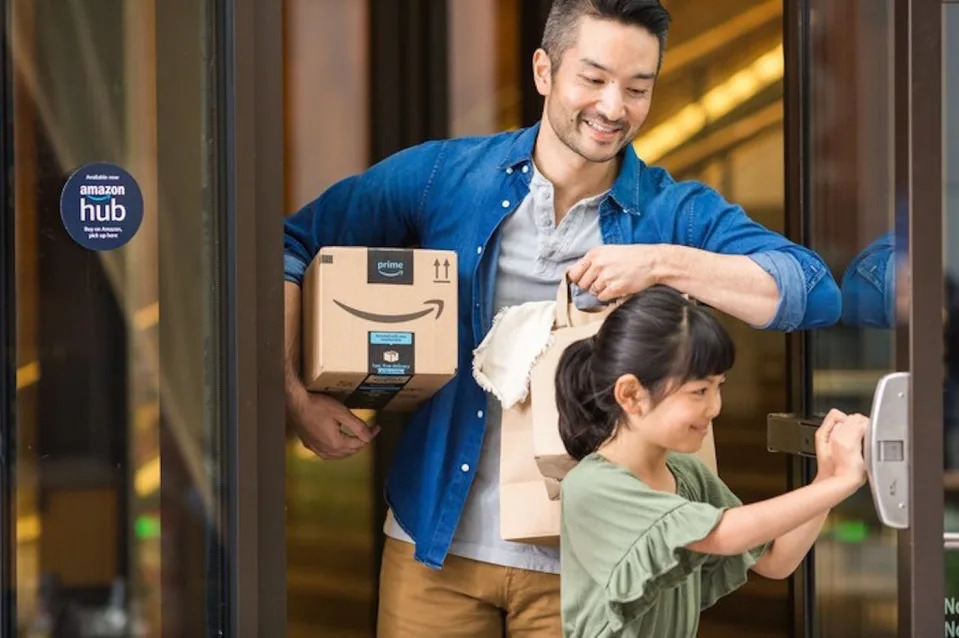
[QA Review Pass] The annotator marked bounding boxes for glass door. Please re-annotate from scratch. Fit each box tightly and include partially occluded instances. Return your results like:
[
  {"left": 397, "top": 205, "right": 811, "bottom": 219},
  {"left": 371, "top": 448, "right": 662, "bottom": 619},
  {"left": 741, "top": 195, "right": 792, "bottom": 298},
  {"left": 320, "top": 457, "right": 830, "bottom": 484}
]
[
  {"left": 773, "top": 0, "right": 946, "bottom": 635},
  {"left": 0, "top": 1, "right": 285, "bottom": 637}
]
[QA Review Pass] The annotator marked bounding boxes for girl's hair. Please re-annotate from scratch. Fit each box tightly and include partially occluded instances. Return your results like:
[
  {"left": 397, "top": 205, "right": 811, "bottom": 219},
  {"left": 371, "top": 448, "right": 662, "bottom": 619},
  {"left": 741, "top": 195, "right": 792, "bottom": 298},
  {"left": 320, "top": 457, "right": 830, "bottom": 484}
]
[{"left": 555, "top": 285, "right": 735, "bottom": 460}]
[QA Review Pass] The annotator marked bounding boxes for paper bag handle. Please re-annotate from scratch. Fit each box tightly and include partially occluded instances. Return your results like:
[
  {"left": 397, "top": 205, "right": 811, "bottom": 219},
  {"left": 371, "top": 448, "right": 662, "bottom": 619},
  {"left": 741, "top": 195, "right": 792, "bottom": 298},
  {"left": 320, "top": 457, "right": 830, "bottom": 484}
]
[
  {"left": 555, "top": 274, "right": 576, "bottom": 328},
  {"left": 556, "top": 273, "right": 621, "bottom": 328}
]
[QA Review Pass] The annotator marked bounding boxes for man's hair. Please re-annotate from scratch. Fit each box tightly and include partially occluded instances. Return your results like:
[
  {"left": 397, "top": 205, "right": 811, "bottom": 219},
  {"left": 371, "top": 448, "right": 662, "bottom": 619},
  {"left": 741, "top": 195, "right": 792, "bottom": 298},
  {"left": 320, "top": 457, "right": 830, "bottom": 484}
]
[{"left": 541, "top": 0, "right": 672, "bottom": 73}]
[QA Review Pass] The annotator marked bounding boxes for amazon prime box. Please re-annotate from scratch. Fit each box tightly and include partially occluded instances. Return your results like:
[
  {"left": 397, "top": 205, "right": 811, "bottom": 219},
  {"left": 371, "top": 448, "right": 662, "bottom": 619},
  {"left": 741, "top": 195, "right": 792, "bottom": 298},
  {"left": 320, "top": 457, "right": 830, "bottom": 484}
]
[{"left": 301, "top": 246, "right": 458, "bottom": 411}]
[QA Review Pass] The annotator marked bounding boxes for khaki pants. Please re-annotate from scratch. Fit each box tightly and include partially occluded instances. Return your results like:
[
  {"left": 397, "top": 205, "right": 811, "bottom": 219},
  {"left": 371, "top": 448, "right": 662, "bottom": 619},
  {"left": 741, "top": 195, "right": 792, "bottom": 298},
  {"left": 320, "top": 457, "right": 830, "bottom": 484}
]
[{"left": 377, "top": 537, "right": 561, "bottom": 637}]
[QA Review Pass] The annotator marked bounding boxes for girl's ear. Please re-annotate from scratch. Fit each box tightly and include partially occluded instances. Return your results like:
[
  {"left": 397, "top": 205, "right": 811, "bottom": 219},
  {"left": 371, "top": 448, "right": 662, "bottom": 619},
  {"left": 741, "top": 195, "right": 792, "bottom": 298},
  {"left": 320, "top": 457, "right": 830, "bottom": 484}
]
[{"left": 614, "top": 374, "right": 652, "bottom": 417}]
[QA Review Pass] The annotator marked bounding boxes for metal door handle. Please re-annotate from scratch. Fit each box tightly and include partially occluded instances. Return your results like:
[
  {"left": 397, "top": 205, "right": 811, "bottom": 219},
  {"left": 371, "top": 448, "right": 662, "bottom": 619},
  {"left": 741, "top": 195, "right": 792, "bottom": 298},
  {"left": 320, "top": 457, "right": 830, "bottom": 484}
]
[
  {"left": 865, "top": 372, "right": 909, "bottom": 529},
  {"left": 766, "top": 413, "right": 820, "bottom": 457},
  {"left": 766, "top": 372, "right": 910, "bottom": 530}
]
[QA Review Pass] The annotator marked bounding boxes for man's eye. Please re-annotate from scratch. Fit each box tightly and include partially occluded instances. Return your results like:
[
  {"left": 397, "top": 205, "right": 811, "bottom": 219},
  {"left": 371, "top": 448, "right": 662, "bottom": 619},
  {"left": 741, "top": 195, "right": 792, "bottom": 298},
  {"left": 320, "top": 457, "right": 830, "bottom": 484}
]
[{"left": 581, "top": 75, "right": 603, "bottom": 84}]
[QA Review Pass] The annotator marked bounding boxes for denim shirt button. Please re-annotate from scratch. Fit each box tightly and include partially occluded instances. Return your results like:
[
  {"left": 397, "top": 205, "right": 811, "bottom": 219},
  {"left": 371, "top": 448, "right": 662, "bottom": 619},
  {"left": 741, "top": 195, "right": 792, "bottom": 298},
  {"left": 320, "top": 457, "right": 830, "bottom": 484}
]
[
  {"left": 460, "top": 463, "right": 470, "bottom": 473},
  {"left": 477, "top": 410, "right": 484, "bottom": 418},
  {"left": 506, "top": 167, "right": 513, "bottom": 174},
  {"left": 522, "top": 165, "right": 529, "bottom": 174},
  {"left": 476, "top": 246, "right": 482, "bottom": 255},
  {"left": 501, "top": 200, "right": 510, "bottom": 208}
]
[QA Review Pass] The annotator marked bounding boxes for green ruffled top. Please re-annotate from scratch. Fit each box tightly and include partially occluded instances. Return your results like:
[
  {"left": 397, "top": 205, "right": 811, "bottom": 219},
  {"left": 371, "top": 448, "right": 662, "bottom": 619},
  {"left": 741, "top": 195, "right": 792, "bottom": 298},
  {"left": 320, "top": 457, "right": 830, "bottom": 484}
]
[{"left": 560, "top": 452, "right": 767, "bottom": 638}]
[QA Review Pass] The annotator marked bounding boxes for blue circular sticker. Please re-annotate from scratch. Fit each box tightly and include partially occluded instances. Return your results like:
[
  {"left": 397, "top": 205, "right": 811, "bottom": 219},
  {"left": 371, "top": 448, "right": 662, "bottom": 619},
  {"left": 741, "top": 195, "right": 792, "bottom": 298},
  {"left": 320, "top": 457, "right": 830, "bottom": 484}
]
[{"left": 59, "top": 162, "right": 144, "bottom": 251}]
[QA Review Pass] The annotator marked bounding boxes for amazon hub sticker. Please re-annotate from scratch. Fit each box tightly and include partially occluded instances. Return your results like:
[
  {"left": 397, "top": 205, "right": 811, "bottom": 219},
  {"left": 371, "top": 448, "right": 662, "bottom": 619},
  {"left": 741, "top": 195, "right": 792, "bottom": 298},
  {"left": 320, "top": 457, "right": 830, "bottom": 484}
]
[{"left": 60, "top": 162, "right": 144, "bottom": 251}]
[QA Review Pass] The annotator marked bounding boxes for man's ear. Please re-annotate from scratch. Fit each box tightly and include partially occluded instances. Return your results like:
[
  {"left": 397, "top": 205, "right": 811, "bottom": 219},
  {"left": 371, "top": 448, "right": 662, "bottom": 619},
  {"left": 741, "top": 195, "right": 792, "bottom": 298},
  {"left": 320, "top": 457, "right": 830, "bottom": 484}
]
[
  {"left": 614, "top": 374, "right": 651, "bottom": 417},
  {"left": 532, "top": 48, "right": 552, "bottom": 98}
]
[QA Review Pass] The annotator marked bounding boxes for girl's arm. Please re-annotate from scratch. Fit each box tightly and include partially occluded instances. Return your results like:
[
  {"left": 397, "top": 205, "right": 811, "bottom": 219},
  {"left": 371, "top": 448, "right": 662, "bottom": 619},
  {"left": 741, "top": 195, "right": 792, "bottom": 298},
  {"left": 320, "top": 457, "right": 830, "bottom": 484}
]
[
  {"left": 688, "top": 411, "right": 868, "bottom": 572},
  {"left": 684, "top": 472, "right": 860, "bottom": 560},
  {"left": 748, "top": 478, "right": 833, "bottom": 579}
]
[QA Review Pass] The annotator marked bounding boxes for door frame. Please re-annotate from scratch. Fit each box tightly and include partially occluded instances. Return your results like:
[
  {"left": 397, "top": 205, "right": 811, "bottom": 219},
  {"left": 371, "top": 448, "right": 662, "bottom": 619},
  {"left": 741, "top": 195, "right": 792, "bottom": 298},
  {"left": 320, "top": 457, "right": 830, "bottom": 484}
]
[
  {"left": 222, "top": 0, "right": 286, "bottom": 636},
  {"left": 783, "top": 0, "right": 944, "bottom": 635},
  {"left": 894, "top": 0, "right": 944, "bottom": 634}
]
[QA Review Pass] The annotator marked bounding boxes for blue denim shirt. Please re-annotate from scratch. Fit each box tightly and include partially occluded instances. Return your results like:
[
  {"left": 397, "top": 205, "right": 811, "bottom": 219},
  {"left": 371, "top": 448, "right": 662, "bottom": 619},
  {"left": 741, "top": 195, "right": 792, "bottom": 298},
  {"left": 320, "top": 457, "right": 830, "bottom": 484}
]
[
  {"left": 283, "top": 124, "right": 841, "bottom": 568},
  {"left": 840, "top": 231, "right": 896, "bottom": 328}
]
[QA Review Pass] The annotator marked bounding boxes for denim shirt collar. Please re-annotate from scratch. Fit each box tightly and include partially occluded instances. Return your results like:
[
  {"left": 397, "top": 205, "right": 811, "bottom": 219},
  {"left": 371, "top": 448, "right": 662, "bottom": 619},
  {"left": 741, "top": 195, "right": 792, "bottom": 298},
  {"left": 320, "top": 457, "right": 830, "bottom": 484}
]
[{"left": 498, "top": 121, "right": 645, "bottom": 216}]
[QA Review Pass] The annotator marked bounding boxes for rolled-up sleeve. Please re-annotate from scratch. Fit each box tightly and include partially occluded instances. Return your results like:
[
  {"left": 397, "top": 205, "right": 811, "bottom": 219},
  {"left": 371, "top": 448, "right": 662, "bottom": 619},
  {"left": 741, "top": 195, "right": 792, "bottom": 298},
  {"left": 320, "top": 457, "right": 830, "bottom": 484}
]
[
  {"left": 677, "top": 185, "right": 841, "bottom": 332},
  {"left": 839, "top": 232, "right": 896, "bottom": 328},
  {"left": 284, "top": 253, "right": 308, "bottom": 285},
  {"left": 747, "top": 251, "right": 806, "bottom": 331}
]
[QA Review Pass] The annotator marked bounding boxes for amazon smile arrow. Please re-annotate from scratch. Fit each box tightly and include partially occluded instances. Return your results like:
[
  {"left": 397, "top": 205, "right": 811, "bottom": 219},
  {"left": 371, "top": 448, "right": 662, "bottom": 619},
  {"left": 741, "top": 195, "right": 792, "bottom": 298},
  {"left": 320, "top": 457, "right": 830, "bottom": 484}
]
[{"left": 333, "top": 299, "right": 445, "bottom": 323}]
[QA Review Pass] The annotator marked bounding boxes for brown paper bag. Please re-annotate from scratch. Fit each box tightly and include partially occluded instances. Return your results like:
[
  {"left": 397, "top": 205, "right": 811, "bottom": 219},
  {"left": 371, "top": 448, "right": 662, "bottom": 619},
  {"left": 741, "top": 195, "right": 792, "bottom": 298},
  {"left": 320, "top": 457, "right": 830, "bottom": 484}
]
[
  {"left": 499, "top": 279, "right": 615, "bottom": 545},
  {"left": 499, "top": 399, "right": 562, "bottom": 546},
  {"left": 530, "top": 279, "right": 619, "bottom": 484},
  {"left": 499, "top": 279, "right": 718, "bottom": 545}
]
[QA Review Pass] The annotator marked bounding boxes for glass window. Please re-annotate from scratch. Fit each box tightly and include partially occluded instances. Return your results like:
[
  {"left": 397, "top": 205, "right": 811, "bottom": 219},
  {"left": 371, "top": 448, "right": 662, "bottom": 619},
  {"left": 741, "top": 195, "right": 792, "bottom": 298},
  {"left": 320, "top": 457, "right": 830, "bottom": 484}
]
[
  {"left": 8, "top": 1, "right": 227, "bottom": 635},
  {"left": 804, "top": 0, "right": 898, "bottom": 635}
]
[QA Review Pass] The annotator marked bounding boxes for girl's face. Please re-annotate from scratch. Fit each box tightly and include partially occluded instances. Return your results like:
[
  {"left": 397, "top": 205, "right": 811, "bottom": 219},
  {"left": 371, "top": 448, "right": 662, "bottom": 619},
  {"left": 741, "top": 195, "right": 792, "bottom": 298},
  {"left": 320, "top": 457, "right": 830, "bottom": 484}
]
[{"left": 633, "top": 374, "right": 726, "bottom": 454}]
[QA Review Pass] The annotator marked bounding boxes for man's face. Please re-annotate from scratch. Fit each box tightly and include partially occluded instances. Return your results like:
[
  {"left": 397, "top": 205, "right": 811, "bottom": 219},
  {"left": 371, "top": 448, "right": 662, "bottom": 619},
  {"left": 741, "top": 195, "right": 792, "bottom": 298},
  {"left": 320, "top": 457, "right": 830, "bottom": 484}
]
[{"left": 538, "top": 17, "right": 660, "bottom": 163}]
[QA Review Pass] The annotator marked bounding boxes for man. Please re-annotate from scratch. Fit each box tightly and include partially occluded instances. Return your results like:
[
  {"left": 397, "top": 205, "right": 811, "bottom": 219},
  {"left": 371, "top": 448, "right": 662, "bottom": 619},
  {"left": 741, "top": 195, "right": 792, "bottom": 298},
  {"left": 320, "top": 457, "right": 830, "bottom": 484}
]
[{"left": 283, "top": 1, "right": 841, "bottom": 635}]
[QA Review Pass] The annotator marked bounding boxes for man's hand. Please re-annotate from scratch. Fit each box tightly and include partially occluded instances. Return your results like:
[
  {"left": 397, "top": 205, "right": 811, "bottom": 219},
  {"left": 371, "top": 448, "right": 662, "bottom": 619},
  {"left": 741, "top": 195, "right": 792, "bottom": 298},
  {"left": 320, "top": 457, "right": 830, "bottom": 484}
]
[
  {"left": 285, "top": 280, "right": 379, "bottom": 460},
  {"left": 567, "top": 245, "right": 661, "bottom": 302},
  {"left": 286, "top": 384, "right": 381, "bottom": 460}
]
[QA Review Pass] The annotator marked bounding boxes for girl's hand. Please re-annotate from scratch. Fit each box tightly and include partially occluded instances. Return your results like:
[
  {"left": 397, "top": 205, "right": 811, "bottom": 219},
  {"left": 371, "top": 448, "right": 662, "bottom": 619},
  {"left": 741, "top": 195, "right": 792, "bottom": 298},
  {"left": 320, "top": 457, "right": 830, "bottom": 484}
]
[
  {"left": 829, "top": 413, "right": 869, "bottom": 489},
  {"left": 813, "top": 409, "right": 846, "bottom": 481}
]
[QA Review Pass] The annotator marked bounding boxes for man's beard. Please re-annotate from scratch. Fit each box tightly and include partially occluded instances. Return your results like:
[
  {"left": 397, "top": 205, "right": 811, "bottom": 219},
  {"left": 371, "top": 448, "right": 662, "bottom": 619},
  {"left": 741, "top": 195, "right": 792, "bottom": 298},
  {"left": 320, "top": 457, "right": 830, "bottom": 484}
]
[{"left": 548, "top": 106, "right": 628, "bottom": 163}]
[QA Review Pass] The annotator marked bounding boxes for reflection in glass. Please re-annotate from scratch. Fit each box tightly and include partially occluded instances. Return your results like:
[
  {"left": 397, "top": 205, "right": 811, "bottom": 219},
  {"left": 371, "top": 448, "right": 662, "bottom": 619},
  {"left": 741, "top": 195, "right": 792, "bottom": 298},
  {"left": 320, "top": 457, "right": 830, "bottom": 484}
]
[
  {"left": 805, "top": 0, "right": 899, "bottom": 635},
  {"left": 9, "top": 1, "right": 226, "bottom": 636}
]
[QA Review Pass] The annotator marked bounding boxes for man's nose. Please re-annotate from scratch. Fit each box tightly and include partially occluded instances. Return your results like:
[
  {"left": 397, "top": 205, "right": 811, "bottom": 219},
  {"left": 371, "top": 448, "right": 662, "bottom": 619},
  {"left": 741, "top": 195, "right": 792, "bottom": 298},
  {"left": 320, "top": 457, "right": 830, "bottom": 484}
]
[{"left": 597, "top": 86, "right": 626, "bottom": 122}]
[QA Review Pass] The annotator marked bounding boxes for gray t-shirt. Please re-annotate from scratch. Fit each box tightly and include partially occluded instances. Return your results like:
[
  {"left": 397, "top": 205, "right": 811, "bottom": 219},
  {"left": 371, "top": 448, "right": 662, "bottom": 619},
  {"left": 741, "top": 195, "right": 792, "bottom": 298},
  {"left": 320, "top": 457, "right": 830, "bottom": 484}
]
[{"left": 385, "top": 163, "right": 604, "bottom": 573}]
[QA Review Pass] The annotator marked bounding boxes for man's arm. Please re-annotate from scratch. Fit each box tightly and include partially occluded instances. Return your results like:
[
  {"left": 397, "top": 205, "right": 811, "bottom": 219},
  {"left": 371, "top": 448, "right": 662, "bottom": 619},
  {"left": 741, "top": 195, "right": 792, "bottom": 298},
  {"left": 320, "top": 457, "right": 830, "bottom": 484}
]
[
  {"left": 684, "top": 186, "right": 841, "bottom": 331},
  {"left": 284, "top": 141, "right": 446, "bottom": 287},
  {"left": 655, "top": 246, "right": 779, "bottom": 326},
  {"left": 569, "top": 185, "right": 841, "bottom": 331},
  {"left": 283, "top": 141, "right": 445, "bottom": 459},
  {"left": 568, "top": 244, "right": 778, "bottom": 326}
]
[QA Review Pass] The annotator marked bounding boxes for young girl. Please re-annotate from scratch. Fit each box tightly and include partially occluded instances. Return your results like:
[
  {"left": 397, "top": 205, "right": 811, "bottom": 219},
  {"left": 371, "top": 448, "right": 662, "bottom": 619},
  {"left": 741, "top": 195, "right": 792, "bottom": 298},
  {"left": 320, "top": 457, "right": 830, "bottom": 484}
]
[{"left": 555, "top": 285, "right": 867, "bottom": 638}]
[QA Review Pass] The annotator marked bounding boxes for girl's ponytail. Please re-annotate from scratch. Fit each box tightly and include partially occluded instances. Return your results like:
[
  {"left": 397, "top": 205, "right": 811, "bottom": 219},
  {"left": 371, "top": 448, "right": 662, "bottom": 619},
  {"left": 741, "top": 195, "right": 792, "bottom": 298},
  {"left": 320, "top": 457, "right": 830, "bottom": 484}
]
[{"left": 554, "top": 337, "right": 617, "bottom": 460}]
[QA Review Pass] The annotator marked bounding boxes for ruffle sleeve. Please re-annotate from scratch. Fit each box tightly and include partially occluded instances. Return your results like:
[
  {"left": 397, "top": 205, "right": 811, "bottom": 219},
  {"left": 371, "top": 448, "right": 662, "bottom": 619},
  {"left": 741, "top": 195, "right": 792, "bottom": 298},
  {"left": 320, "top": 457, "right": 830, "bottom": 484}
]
[{"left": 599, "top": 500, "right": 724, "bottom": 633}]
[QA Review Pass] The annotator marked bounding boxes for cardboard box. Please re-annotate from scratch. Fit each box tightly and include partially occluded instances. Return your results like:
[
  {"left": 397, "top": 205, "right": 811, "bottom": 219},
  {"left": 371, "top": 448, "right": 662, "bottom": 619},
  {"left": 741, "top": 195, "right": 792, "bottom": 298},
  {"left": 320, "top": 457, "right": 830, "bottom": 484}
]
[{"left": 301, "top": 246, "right": 458, "bottom": 411}]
